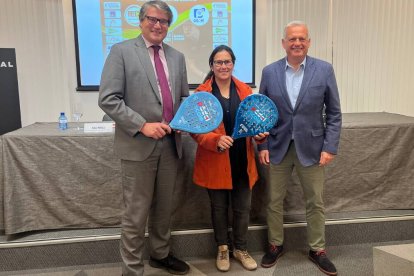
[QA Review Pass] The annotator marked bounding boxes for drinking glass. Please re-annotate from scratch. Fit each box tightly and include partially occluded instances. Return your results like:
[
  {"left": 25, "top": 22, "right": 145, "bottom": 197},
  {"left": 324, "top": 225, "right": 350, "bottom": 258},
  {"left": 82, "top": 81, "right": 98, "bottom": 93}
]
[{"left": 72, "top": 103, "right": 83, "bottom": 130}]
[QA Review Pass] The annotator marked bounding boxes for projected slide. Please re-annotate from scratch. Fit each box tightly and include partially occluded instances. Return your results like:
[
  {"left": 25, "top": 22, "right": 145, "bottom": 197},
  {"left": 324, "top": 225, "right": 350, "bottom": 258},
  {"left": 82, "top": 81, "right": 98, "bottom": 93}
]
[{"left": 74, "top": 0, "right": 254, "bottom": 89}]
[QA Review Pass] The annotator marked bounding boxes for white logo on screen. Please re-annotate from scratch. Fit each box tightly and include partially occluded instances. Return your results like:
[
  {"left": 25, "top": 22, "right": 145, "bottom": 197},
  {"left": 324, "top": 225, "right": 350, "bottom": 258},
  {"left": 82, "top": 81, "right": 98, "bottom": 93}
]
[
  {"left": 0, "top": 61, "right": 14, "bottom": 68},
  {"left": 106, "top": 36, "right": 123, "bottom": 44},
  {"left": 104, "top": 10, "right": 121, "bottom": 19},
  {"left": 213, "top": 27, "right": 228, "bottom": 35},
  {"left": 105, "top": 19, "right": 122, "bottom": 27},
  {"left": 190, "top": 5, "right": 209, "bottom": 26},
  {"left": 213, "top": 18, "right": 228, "bottom": 27},
  {"left": 106, "top": 27, "right": 122, "bottom": 36},
  {"left": 213, "top": 35, "right": 228, "bottom": 44},
  {"left": 104, "top": 2, "right": 121, "bottom": 10},
  {"left": 124, "top": 5, "right": 140, "bottom": 26},
  {"left": 212, "top": 3, "right": 227, "bottom": 9},
  {"left": 212, "top": 9, "right": 228, "bottom": 18}
]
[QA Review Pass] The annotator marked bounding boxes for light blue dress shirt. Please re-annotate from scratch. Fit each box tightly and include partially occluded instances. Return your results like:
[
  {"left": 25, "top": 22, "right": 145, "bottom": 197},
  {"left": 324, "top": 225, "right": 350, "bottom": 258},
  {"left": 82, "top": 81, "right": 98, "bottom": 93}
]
[{"left": 285, "top": 57, "right": 306, "bottom": 109}]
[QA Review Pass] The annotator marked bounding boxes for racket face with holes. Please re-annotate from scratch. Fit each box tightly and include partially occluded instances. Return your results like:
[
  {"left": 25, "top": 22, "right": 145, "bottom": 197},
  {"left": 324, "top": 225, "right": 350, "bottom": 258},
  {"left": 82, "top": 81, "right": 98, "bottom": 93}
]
[
  {"left": 170, "top": 92, "right": 223, "bottom": 134},
  {"left": 232, "top": 94, "right": 278, "bottom": 139}
]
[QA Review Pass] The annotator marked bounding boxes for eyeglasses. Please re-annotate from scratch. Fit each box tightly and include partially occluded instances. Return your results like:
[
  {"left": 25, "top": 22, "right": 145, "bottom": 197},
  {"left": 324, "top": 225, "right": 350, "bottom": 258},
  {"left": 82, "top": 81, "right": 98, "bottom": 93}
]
[
  {"left": 213, "top": 60, "right": 233, "bottom": 67},
  {"left": 286, "top": 37, "right": 309, "bottom": 43},
  {"left": 145, "top": 16, "right": 169, "bottom": 26}
]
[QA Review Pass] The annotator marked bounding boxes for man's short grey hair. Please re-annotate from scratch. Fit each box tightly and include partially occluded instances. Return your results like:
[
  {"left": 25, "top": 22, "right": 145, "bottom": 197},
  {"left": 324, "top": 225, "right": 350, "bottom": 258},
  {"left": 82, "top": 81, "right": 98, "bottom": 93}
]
[
  {"left": 139, "top": 1, "right": 173, "bottom": 26},
  {"left": 283, "top": 21, "right": 310, "bottom": 39}
]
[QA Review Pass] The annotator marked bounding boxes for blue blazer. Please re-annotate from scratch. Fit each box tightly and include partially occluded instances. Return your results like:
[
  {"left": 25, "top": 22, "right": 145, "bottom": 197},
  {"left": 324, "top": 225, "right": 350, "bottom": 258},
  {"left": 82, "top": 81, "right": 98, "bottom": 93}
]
[{"left": 258, "top": 56, "right": 342, "bottom": 167}]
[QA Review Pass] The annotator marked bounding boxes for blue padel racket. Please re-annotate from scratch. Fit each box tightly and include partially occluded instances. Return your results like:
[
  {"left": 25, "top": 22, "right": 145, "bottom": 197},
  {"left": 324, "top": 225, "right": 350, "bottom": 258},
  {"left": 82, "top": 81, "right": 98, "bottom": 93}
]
[
  {"left": 231, "top": 94, "right": 278, "bottom": 139},
  {"left": 170, "top": 92, "right": 223, "bottom": 134}
]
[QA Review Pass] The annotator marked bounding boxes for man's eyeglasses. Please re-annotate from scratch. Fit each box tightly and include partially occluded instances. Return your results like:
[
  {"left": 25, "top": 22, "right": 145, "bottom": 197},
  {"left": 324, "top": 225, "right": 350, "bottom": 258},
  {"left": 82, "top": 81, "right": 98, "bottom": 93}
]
[
  {"left": 213, "top": 60, "right": 233, "bottom": 67},
  {"left": 145, "top": 16, "right": 169, "bottom": 26}
]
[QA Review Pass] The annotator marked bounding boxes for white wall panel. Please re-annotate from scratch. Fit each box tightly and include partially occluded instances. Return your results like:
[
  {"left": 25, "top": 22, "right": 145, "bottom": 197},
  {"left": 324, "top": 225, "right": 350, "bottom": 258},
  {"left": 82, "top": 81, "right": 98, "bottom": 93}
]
[
  {"left": 255, "top": 0, "right": 331, "bottom": 91},
  {"left": 268, "top": 0, "right": 331, "bottom": 63},
  {"left": 0, "top": 0, "right": 71, "bottom": 126},
  {"left": 333, "top": 0, "right": 414, "bottom": 115}
]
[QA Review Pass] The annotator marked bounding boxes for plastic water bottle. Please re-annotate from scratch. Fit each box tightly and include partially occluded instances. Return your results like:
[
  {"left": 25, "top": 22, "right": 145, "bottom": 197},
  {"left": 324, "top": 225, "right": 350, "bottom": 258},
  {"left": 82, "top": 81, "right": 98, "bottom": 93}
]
[{"left": 58, "top": 112, "right": 68, "bottom": 130}]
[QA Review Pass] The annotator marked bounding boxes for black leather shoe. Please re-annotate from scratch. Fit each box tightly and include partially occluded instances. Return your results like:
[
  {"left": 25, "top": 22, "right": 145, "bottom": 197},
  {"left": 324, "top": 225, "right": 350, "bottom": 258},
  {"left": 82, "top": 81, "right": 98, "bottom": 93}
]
[
  {"left": 308, "top": 250, "right": 337, "bottom": 276},
  {"left": 149, "top": 254, "right": 190, "bottom": 275},
  {"left": 261, "top": 244, "right": 284, "bottom": 268}
]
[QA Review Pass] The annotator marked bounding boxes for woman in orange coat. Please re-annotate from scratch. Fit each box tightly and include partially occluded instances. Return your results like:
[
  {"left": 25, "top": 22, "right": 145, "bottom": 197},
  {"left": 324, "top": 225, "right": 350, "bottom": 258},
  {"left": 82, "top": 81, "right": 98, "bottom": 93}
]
[{"left": 191, "top": 45, "right": 268, "bottom": 272}]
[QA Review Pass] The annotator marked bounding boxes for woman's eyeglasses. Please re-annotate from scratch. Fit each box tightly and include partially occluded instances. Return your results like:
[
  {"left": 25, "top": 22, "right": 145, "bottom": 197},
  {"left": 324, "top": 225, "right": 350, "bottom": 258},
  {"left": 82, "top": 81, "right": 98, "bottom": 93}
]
[{"left": 213, "top": 60, "right": 233, "bottom": 67}]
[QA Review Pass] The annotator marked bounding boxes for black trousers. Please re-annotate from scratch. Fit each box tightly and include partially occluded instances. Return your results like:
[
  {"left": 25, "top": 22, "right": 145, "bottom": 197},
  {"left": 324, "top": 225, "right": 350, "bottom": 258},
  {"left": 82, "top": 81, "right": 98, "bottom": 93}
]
[{"left": 207, "top": 176, "right": 252, "bottom": 250}]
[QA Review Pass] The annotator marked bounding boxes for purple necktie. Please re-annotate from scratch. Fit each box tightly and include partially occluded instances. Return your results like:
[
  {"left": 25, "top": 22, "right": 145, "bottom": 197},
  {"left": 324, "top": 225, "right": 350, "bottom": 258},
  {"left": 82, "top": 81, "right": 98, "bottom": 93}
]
[{"left": 152, "top": 45, "right": 173, "bottom": 123}]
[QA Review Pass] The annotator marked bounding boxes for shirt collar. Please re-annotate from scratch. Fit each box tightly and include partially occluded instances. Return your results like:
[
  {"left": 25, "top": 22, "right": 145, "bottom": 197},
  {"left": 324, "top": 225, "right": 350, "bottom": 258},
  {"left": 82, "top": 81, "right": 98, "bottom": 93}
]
[
  {"left": 285, "top": 57, "right": 307, "bottom": 70},
  {"left": 142, "top": 36, "right": 163, "bottom": 50}
]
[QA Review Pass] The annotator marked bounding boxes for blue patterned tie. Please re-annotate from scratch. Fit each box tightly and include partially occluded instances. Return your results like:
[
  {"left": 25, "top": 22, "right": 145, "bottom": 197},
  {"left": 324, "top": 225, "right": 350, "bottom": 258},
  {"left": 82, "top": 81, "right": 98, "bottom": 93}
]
[{"left": 152, "top": 45, "right": 173, "bottom": 123}]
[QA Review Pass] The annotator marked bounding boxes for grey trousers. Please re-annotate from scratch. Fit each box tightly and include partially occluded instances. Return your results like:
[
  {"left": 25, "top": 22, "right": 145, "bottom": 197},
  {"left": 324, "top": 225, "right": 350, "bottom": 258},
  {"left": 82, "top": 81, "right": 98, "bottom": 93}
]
[{"left": 120, "top": 136, "right": 178, "bottom": 276}]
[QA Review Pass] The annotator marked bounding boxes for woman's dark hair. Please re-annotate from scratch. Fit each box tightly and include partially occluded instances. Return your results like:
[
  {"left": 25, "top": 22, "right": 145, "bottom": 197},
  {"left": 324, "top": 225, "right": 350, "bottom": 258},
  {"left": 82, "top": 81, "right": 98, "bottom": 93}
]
[{"left": 203, "top": 45, "right": 236, "bottom": 83}]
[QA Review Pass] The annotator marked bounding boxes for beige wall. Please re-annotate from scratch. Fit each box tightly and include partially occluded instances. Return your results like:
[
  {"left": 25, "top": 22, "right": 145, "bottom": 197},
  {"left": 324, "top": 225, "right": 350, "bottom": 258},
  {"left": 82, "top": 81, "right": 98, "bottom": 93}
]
[
  {"left": 333, "top": 0, "right": 414, "bottom": 115},
  {"left": 0, "top": 0, "right": 413, "bottom": 127}
]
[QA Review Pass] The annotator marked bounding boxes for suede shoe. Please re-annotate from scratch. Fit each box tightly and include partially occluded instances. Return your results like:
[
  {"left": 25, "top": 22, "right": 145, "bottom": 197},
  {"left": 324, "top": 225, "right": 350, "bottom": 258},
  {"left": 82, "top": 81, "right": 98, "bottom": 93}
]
[
  {"left": 149, "top": 254, "right": 190, "bottom": 275},
  {"left": 216, "top": 245, "right": 230, "bottom": 272},
  {"left": 261, "top": 244, "right": 284, "bottom": 268},
  {"left": 308, "top": 249, "right": 337, "bottom": 276},
  {"left": 233, "top": 249, "right": 257, "bottom": 270}
]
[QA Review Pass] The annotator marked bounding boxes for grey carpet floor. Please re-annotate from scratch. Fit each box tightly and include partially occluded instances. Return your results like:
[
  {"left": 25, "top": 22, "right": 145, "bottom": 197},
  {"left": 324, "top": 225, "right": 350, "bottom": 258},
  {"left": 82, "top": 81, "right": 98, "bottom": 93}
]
[{"left": 2, "top": 240, "right": 413, "bottom": 276}]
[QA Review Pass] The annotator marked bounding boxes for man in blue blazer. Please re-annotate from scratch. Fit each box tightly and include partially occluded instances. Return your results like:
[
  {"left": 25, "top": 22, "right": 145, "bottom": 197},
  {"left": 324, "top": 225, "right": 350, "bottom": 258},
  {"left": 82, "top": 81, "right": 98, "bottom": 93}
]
[
  {"left": 98, "top": 1, "right": 189, "bottom": 275},
  {"left": 258, "top": 21, "right": 342, "bottom": 276}
]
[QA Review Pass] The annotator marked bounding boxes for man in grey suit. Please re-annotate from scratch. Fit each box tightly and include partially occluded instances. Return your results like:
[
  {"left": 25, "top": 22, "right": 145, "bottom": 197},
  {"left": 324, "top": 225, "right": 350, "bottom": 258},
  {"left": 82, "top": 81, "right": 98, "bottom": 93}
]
[
  {"left": 98, "top": 1, "right": 189, "bottom": 275},
  {"left": 258, "top": 21, "right": 342, "bottom": 276}
]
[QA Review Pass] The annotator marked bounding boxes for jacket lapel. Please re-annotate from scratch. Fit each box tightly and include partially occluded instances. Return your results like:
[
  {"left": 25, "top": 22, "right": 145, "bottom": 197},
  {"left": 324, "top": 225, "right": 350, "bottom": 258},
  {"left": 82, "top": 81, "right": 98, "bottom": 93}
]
[
  {"left": 134, "top": 36, "right": 161, "bottom": 102},
  {"left": 294, "top": 56, "right": 316, "bottom": 111},
  {"left": 275, "top": 60, "right": 293, "bottom": 111}
]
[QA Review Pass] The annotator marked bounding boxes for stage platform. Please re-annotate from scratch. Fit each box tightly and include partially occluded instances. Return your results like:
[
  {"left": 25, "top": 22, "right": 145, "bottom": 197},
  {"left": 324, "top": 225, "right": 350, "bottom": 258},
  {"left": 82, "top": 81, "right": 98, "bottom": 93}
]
[{"left": 0, "top": 210, "right": 413, "bottom": 275}]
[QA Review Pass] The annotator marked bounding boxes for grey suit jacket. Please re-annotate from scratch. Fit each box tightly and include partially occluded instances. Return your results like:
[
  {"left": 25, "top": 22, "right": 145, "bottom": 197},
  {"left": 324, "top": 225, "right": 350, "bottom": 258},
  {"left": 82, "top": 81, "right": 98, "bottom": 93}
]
[
  {"left": 98, "top": 35, "right": 189, "bottom": 161},
  {"left": 258, "top": 56, "right": 342, "bottom": 166}
]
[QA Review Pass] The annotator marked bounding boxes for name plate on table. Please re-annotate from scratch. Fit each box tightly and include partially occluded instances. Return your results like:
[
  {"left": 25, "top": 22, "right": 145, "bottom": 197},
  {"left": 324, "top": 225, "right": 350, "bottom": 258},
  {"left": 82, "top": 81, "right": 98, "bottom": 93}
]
[{"left": 84, "top": 122, "right": 114, "bottom": 133}]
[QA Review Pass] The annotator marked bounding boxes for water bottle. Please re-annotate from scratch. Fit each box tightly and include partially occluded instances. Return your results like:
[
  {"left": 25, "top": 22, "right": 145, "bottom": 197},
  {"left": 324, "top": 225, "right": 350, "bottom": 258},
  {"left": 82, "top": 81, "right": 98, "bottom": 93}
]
[{"left": 58, "top": 112, "right": 68, "bottom": 130}]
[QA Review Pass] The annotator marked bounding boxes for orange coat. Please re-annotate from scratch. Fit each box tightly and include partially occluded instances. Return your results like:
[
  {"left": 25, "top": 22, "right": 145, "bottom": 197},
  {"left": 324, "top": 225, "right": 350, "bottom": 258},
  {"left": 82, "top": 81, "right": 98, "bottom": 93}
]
[{"left": 191, "top": 77, "right": 259, "bottom": 190}]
